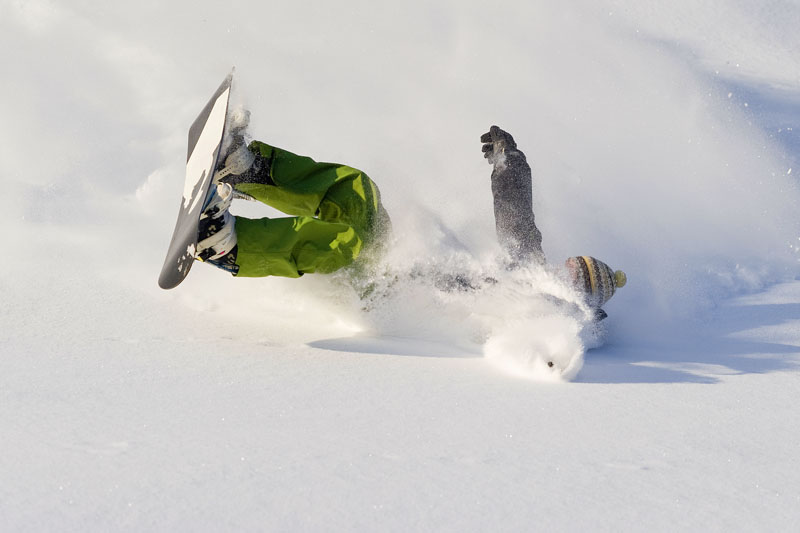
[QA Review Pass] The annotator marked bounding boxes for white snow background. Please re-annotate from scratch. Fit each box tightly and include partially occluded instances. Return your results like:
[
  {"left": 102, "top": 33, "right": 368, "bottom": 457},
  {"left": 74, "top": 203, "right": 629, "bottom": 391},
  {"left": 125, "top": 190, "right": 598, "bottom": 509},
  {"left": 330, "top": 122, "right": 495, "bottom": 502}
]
[{"left": 2, "top": 0, "right": 800, "bottom": 530}]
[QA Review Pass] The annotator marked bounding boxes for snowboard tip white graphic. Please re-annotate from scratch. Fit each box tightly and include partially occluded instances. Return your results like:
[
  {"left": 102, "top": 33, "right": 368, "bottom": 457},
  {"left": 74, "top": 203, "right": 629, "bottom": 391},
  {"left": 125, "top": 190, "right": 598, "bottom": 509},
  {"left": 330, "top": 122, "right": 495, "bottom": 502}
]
[{"left": 158, "top": 70, "right": 233, "bottom": 290}]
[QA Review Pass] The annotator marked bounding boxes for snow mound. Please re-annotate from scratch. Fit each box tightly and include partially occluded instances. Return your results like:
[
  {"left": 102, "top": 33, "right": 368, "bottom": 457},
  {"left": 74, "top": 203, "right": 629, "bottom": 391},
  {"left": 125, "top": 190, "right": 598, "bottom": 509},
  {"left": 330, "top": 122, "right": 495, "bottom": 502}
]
[{"left": 484, "top": 314, "right": 585, "bottom": 382}]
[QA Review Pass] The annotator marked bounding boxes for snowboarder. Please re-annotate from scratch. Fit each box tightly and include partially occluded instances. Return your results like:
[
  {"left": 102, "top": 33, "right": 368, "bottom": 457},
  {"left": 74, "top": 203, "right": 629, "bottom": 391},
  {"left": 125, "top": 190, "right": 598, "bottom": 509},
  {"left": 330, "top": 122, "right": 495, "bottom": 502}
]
[{"left": 197, "top": 116, "right": 625, "bottom": 312}]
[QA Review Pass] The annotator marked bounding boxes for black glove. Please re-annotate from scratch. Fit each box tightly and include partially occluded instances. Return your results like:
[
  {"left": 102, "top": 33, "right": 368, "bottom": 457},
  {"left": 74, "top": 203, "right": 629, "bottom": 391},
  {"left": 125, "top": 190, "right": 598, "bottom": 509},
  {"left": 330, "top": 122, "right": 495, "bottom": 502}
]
[{"left": 480, "top": 125, "right": 518, "bottom": 165}]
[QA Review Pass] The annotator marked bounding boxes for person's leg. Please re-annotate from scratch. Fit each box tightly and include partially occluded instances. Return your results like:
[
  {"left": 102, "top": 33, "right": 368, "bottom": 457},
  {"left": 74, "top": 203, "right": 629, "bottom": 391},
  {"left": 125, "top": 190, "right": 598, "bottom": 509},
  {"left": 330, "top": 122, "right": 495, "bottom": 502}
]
[
  {"left": 219, "top": 142, "right": 391, "bottom": 277},
  {"left": 234, "top": 216, "right": 362, "bottom": 277}
]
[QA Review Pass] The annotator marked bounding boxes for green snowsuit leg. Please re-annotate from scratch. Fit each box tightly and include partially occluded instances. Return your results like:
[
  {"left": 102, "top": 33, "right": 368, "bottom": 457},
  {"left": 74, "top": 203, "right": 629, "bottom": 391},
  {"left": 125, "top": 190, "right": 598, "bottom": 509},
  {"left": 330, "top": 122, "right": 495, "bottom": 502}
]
[{"left": 230, "top": 141, "right": 390, "bottom": 278}]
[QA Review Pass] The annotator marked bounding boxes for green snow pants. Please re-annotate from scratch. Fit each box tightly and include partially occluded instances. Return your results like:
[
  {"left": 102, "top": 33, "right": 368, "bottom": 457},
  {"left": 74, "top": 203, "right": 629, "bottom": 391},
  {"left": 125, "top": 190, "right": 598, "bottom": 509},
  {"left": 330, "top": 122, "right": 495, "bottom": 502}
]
[{"left": 231, "top": 141, "right": 391, "bottom": 278}]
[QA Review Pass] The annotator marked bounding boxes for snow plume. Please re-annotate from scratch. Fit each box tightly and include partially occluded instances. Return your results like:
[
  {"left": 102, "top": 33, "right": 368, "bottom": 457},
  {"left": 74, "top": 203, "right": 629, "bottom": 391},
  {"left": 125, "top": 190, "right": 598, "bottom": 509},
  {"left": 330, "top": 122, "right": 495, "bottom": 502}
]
[
  {"left": 350, "top": 206, "right": 600, "bottom": 381},
  {"left": 484, "top": 314, "right": 585, "bottom": 382},
  {"left": 356, "top": 254, "right": 600, "bottom": 382},
  {"left": 474, "top": 266, "right": 600, "bottom": 382}
]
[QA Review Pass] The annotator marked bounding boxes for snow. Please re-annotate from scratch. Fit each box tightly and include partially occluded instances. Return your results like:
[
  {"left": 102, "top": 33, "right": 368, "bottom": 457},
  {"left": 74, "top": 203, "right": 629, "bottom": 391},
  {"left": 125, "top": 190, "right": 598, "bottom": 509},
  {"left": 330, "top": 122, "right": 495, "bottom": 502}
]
[{"left": 3, "top": 0, "right": 800, "bottom": 530}]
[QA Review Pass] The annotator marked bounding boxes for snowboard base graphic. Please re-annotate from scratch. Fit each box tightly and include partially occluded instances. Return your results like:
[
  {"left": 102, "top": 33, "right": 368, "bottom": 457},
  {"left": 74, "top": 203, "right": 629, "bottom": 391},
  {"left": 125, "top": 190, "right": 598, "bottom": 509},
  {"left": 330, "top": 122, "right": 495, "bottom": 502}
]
[{"left": 158, "top": 72, "right": 233, "bottom": 290}]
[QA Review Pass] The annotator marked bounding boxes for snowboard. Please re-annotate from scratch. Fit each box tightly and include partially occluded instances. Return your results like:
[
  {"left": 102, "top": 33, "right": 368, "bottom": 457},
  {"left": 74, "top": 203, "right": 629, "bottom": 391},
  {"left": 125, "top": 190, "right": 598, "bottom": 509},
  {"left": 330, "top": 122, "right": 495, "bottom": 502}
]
[{"left": 158, "top": 71, "right": 233, "bottom": 290}]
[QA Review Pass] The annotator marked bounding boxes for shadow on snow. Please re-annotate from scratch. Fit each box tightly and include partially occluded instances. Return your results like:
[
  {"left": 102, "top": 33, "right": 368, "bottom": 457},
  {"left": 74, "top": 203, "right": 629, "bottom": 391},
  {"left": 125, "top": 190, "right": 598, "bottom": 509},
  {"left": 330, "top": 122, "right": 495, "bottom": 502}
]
[
  {"left": 308, "top": 335, "right": 482, "bottom": 359},
  {"left": 578, "top": 302, "right": 800, "bottom": 384}
]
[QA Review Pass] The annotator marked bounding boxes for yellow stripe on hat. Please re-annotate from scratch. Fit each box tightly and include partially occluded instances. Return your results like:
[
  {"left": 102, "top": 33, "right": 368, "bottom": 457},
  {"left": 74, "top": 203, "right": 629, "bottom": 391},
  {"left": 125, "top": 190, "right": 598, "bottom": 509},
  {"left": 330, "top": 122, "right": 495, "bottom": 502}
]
[{"left": 582, "top": 256, "right": 598, "bottom": 295}]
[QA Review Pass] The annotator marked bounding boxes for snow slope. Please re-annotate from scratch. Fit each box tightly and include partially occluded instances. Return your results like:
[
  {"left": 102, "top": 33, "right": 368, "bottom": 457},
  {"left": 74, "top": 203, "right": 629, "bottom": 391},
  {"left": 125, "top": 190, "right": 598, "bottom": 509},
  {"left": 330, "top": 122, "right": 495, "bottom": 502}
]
[{"left": 2, "top": 0, "right": 800, "bottom": 530}]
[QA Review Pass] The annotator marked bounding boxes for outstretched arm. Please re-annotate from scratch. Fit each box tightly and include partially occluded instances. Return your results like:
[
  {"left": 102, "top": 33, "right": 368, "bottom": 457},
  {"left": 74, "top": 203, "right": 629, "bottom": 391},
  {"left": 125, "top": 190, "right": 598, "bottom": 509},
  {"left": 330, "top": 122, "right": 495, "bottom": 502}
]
[{"left": 481, "top": 126, "right": 544, "bottom": 265}]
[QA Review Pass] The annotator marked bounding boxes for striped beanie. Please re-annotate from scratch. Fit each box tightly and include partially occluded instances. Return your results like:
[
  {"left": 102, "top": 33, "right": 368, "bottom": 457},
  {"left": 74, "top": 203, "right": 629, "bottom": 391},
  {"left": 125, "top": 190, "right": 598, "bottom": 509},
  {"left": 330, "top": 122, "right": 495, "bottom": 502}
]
[{"left": 565, "top": 256, "right": 627, "bottom": 307}]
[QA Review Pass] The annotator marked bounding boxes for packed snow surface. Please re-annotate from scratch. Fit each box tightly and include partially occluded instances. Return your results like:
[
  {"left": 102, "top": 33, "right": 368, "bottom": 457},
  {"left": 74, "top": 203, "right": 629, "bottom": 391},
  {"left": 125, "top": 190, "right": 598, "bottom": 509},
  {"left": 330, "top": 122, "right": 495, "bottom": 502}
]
[{"left": 2, "top": 0, "right": 800, "bottom": 530}]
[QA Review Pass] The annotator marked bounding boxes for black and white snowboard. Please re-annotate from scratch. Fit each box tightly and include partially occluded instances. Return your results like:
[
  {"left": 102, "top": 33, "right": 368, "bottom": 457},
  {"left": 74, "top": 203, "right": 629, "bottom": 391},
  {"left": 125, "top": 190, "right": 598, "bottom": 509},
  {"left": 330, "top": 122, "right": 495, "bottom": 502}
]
[{"left": 158, "top": 72, "right": 233, "bottom": 289}]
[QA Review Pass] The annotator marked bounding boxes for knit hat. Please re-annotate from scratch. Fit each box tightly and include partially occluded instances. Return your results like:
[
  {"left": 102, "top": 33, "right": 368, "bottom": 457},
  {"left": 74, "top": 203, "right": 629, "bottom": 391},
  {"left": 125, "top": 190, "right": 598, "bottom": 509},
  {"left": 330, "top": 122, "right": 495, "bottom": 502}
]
[{"left": 564, "top": 256, "right": 627, "bottom": 307}]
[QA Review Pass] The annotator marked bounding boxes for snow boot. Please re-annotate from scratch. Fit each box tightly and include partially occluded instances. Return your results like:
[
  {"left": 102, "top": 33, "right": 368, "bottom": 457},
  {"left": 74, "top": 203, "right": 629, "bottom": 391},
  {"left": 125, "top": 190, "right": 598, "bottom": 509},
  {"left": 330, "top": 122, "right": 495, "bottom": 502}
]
[
  {"left": 214, "top": 107, "right": 274, "bottom": 189},
  {"left": 196, "top": 182, "right": 239, "bottom": 274},
  {"left": 216, "top": 107, "right": 255, "bottom": 181}
]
